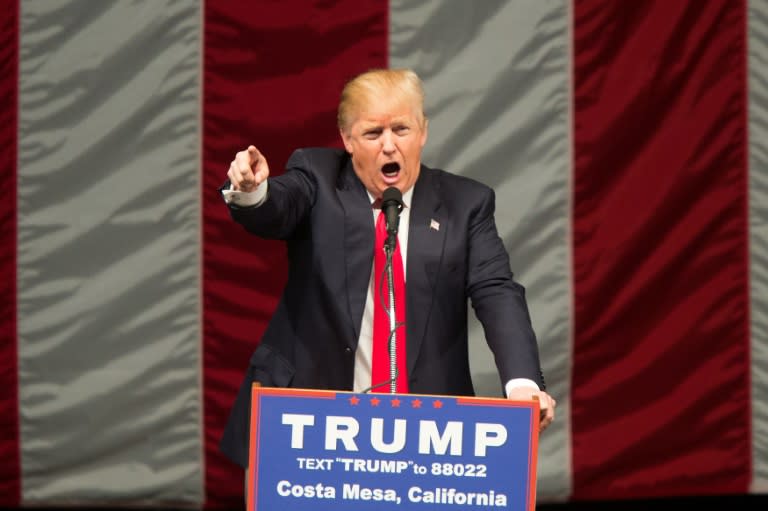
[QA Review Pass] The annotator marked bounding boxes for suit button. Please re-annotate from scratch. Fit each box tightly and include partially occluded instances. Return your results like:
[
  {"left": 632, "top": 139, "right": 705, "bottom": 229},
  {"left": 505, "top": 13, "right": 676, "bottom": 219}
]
[{"left": 344, "top": 347, "right": 353, "bottom": 355}]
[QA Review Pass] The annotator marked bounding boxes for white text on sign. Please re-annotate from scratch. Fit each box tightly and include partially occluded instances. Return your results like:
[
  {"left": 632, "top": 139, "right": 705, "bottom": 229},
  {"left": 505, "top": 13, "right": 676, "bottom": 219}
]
[{"left": 281, "top": 414, "right": 508, "bottom": 456}]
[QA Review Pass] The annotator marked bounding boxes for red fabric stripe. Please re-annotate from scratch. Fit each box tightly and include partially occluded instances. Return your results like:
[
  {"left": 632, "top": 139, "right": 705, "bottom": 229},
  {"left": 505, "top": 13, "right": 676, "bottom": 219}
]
[
  {"left": 572, "top": 0, "right": 750, "bottom": 499},
  {"left": 0, "top": 0, "right": 19, "bottom": 505},
  {"left": 202, "top": 2, "right": 387, "bottom": 507}
]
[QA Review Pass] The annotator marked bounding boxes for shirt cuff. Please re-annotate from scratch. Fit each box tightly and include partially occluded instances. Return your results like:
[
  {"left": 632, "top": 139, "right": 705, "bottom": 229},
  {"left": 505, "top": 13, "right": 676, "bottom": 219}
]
[
  {"left": 504, "top": 378, "right": 540, "bottom": 398},
  {"left": 221, "top": 180, "right": 268, "bottom": 206}
]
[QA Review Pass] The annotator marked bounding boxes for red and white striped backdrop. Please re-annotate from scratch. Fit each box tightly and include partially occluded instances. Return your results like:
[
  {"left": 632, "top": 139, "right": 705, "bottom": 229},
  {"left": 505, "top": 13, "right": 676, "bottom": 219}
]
[{"left": 0, "top": 0, "right": 766, "bottom": 508}]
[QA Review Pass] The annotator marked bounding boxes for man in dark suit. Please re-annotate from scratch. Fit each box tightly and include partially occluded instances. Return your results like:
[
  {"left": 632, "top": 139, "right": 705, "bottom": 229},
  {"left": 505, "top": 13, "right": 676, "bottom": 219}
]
[{"left": 219, "top": 68, "right": 555, "bottom": 469}]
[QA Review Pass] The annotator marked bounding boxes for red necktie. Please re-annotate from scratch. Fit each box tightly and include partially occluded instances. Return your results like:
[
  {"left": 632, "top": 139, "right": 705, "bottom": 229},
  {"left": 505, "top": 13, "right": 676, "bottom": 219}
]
[{"left": 372, "top": 210, "right": 408, "bottom": 393}]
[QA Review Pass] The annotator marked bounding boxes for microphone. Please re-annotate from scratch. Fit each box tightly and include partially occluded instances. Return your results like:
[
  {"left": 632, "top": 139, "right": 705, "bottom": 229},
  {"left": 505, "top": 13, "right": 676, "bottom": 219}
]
[{"left": 381, "top": 187, "right": 404, "bottom": 250}]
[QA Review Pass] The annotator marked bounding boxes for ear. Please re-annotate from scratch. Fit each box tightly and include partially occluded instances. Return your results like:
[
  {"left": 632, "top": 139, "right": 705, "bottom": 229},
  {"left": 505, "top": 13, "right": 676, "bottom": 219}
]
[
  {"left": 419, "top": 118, "right": 429, "bottom": 148},
  {"left": 340, "top": 128, "right": 353, "bottom": 154}
]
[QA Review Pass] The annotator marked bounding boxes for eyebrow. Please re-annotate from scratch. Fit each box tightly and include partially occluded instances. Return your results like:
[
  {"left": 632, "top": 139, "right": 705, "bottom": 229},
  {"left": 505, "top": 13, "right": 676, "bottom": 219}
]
[{"left": 360, "top": 118, "right": 411, "bottom": 130}]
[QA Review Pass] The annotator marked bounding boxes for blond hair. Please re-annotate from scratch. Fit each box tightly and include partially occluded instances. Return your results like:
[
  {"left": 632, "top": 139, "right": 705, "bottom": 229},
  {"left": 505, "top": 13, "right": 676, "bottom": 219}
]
[{"left": 337, "top": 68, "right": 426, "bottom": 132}]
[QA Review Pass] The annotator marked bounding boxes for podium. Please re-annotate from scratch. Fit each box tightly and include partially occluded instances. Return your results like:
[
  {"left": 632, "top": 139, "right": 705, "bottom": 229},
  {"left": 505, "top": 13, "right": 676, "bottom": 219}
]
[{"left": 247, "top": 385, "right": 539, "bottom": 511}]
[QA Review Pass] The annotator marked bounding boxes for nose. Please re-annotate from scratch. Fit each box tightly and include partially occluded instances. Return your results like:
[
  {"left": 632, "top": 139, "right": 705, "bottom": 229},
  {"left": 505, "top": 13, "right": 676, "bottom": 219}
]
[{"left": 381, "top": 130, "right": 396, "bottom": 154}]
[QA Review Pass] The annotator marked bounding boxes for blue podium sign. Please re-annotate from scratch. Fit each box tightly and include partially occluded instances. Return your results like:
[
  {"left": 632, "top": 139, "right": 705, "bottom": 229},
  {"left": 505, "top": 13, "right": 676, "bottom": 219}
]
[{"left": 248, "top": 386, "right": 539, "bottom": 511}]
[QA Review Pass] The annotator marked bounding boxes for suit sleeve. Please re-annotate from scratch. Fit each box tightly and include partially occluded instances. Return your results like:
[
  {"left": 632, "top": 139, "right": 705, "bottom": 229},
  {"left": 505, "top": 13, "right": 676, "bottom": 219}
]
[
  {"left": 466, "top": 187, "right": 546, "bottom": 389},
  {"left": 224, "top": 149, "right": 317, "bottom": 240}
]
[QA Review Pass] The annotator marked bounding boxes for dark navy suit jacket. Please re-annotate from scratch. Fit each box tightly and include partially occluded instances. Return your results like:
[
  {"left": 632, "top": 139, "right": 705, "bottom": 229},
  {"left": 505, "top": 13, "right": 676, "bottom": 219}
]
[{"left": 219, "top": 147, "right": 544, "bottom": 467}]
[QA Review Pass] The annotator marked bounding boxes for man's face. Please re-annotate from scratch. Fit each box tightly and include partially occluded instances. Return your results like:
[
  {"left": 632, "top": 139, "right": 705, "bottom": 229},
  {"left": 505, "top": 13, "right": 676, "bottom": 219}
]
[{"left": 340, "top": 99, "right": 428, "bottom": 198}]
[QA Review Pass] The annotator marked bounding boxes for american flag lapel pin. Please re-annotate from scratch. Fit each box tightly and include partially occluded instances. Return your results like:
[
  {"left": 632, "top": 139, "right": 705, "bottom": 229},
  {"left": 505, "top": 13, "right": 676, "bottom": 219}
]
[{"left": 430, "top": 219, "right": 440, "bottom": 231}]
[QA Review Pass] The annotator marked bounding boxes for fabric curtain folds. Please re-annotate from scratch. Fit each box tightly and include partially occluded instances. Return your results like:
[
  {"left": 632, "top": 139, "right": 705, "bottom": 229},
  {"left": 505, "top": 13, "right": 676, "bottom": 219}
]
[{"left": 0, "top": 0, "right": 766, "bottom": 507}]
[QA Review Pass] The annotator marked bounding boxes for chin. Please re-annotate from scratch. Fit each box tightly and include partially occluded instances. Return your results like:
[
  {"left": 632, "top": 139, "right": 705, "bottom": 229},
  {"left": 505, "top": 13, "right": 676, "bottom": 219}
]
[{"left": 380, "top": 183, "right": 400, "bottom": 193}]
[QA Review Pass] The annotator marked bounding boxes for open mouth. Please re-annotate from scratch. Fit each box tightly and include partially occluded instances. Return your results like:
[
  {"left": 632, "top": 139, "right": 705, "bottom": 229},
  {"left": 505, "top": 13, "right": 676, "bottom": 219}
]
[{"left": 381, "top": 162, "right": 401, "bottom": 177}]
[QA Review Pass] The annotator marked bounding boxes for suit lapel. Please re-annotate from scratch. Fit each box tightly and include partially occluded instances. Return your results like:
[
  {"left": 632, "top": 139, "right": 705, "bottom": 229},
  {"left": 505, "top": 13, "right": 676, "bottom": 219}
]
[
  {"left": 406, "top": 167, "right": 445, "bottom": 375},
  {"left": 338, "top": 160, "right": 374, "bottom": 346}
]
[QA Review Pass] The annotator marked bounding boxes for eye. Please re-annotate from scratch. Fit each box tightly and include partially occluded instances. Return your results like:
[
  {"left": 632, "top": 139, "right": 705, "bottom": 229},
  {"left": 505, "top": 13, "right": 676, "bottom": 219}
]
[
  {"left": 394, "top": 125, "right": 410, "bottom": 135},
  {"left": 364, "top": 129, "right": 382, "bottom": 140}
]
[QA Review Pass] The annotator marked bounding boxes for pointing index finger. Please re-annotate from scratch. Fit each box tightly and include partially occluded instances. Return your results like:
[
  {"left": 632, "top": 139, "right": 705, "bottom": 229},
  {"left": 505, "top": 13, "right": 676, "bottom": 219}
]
[{"left": 247, "top": 145, "right": 261, "bottom": 163}]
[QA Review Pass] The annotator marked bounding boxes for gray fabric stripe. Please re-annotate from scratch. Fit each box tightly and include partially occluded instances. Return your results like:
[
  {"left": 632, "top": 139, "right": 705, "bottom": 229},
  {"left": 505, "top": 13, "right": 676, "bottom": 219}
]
[
  {"left": 749, "top": 0, "right": 768, "bottom": 494},
  {"left": 390, "top": 0, "right": 571, "bottom": 500},
  {"left": 18, "top": 0, "right": 202, "bottom": 504}
]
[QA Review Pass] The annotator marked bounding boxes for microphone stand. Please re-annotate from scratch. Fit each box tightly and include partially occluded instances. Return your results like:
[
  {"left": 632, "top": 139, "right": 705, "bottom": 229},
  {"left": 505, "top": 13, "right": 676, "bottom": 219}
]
[{"left": 384, "top": 234, "right": 398, "bottom": 394}]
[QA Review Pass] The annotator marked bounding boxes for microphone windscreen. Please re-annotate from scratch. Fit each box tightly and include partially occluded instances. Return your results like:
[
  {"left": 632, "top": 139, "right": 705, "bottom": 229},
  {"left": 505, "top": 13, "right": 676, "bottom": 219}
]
[{"left": 382, "top": 187, "right": 403, "bottom": 208}]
